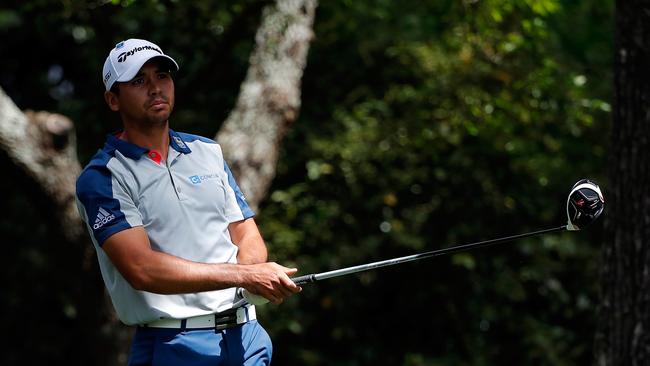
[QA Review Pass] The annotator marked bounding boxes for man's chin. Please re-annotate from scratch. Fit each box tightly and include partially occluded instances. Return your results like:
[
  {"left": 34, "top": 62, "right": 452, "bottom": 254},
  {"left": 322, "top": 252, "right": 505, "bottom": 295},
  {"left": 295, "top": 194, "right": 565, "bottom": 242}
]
[{"left": 147, "top": 111, "right": 171, "bottom": 125}]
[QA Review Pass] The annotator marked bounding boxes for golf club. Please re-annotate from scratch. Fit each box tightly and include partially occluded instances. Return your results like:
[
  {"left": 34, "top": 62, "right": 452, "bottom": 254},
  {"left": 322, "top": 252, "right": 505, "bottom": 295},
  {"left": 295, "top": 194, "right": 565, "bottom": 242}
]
[{"left": 240, "top": 178, "right": 605, "bottom": 304}]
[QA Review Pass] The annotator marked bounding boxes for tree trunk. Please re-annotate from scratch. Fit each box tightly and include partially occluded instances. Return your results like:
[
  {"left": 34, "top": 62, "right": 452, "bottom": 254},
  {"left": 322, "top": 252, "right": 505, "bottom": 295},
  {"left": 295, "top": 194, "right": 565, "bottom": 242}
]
[
  {"left": 0, "top": 89, "right": 84, "bottom": 242},
  {"left": 594, "top": 1, "right": 650, "bottom": 365},
  {"left": 217, "top": 0, "right": 317, "bottom": 211},
  {"left": 0, "top": 0, "right": 317, "bottom": 364}
]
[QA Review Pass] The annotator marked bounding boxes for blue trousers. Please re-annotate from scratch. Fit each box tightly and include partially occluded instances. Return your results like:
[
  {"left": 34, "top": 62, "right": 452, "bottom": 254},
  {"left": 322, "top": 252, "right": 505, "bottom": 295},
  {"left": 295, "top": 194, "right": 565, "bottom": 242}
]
[{"left": 127, "top": 320, "right": 273, "bottom": 366}]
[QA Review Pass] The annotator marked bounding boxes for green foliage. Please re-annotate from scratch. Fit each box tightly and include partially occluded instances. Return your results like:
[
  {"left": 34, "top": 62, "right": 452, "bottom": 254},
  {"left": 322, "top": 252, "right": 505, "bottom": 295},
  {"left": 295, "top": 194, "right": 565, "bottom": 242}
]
[
  {"left": 1, "top": 0, "right": 611, "bottom": 365},
  {"left": 259, "top": 0, "right": 611, "bottom": 365}
]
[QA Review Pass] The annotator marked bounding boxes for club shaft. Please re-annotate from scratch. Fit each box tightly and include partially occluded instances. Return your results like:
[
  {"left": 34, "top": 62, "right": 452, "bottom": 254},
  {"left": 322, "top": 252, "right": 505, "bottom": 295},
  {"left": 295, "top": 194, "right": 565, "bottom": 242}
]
[{"left": 291, "top": 225, "right": 567, "bottom": 285}]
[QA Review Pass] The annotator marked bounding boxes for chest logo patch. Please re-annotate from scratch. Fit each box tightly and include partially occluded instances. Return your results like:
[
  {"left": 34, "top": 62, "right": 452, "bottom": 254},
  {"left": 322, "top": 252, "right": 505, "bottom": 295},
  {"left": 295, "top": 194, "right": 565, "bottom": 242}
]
[{"left": 189, "top": 174, "right": 219, "bottom": 185}]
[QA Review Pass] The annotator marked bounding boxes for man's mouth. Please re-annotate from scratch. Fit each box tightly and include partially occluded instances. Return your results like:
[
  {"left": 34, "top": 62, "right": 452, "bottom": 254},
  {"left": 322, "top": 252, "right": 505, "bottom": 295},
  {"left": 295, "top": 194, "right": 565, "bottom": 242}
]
[{"left": 149, "top": 98, "right": 168, "bottom": 108}]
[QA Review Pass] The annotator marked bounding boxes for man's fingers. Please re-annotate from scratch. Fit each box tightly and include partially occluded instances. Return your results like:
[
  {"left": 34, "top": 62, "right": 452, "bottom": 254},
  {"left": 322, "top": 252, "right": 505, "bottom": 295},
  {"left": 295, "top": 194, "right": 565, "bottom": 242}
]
[
  {"left": 276, "top": 265, "right": 301, "bottom": 291},
  {"left": 277, "top": 285, "right": 296, "bottom": 298},
  {"left": 271, "top": 273, "right": 301, "bottom": 300},
  {"left": 246, "top": 263, "right": 302, "bottom": 305},
  {"left": 279, "top": 270, "right": 296, "bottom": 284}
]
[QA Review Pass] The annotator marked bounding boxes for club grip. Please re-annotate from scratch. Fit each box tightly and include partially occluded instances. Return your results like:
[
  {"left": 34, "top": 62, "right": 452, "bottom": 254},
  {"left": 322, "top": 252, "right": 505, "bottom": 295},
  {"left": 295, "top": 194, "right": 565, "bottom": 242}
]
[
  {"left": 291, "top": 274, "right": 316, "bottom": 285},
  {"left": 239, "top": 288, "right": 269, "bottom": 305}
]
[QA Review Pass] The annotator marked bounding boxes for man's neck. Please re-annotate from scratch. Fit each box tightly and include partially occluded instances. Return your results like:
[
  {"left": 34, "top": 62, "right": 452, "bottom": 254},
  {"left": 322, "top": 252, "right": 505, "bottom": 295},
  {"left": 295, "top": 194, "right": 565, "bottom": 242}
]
[{"left": 120, "top": 122, "right": 170, "bottom": 158}]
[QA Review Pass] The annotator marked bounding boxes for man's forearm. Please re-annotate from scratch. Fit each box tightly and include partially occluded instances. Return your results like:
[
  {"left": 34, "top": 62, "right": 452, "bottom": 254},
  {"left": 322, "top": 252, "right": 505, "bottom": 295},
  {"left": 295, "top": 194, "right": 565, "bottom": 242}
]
[
  {"left": 128, "top": 249, "right": 247, "bottom": 294},
  {"left": 134, "top": 249, "right": 299, "bottom": 305},
  {"left": 103, "top": 227, "right": 247, "bottom": 294}
]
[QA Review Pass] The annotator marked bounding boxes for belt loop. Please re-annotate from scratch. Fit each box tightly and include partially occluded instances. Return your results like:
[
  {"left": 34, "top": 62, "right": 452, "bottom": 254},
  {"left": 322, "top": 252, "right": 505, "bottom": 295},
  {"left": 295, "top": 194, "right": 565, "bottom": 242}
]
[
  {"left": 237, "top": 306, "right": 248, "bottom": 324},
  {"left": 180, "top": 319, "right": 187, "bottom": 330}
]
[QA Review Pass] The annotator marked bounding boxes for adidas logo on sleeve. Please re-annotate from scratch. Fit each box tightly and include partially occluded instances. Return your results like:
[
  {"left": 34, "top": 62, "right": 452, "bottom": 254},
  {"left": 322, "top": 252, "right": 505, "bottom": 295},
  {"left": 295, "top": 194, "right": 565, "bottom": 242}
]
[{"left": 93, "top": 207, "right": 116, "bottom": 229}]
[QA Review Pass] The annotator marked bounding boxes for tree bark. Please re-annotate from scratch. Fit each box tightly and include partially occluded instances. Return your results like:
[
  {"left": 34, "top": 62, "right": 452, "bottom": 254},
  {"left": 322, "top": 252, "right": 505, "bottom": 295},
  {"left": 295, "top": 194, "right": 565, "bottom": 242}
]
[
  {"left": 0, "top": 89, "right": 84, "bottom": 242},
  {"left": 217, "top": 0, "right": 317, "bottom": 211},
  {"left": 594, "top": 1, "right": 650, "bottom": 365}
]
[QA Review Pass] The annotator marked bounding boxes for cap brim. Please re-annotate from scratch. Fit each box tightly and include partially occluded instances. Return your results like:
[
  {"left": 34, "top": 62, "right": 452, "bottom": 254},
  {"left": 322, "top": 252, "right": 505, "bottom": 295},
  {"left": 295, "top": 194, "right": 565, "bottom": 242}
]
[{"left": 116, "top": 54, "right": 179, "bottom": 84}]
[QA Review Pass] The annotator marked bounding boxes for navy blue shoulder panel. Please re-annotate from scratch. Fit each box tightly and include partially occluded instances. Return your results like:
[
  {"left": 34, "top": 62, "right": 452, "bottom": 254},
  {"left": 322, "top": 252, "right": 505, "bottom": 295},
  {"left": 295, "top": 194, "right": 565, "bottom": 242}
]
[
  {"left": 223, "top": 161, "right": 255, "bottom": 219},
  {"left": 76, "top": 147, "right": 132, "bottom": 245},
  {"left": 175, "top": 131, "right": 217, "bottom": 144}
]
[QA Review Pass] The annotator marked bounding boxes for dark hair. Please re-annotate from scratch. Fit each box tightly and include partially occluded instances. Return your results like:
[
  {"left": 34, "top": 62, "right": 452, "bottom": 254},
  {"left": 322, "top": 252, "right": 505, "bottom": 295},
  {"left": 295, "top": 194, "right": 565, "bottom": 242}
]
[
  {"left": 153, "top": 57, "right": 177, "bottom": 77},
  {"left": 110, "top": 83, "right": 120, "bottom": 95}
]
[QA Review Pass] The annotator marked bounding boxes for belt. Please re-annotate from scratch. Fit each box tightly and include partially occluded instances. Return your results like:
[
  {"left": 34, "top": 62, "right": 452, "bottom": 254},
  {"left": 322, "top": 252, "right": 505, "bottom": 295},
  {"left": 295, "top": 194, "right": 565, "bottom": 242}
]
[{"left": 142, "top": 305, "right": 256, "bottom": 330}]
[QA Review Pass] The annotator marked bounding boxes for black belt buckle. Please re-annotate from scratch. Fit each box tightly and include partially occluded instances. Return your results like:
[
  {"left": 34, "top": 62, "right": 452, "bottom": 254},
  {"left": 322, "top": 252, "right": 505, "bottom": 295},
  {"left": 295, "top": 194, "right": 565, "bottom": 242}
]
[{"left": 214, "top": 307, "right": 241, "bottom": 330}]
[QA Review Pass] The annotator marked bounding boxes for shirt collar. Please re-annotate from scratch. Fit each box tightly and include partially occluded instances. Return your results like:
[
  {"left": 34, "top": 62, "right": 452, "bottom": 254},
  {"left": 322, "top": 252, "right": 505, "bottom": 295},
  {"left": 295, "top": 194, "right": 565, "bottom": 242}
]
[
  {"left": 169, "top": 129, "right": 192, "bottom": 154},
  {"left": 105, "top": 128, "right": 192, "bottom": 160}
]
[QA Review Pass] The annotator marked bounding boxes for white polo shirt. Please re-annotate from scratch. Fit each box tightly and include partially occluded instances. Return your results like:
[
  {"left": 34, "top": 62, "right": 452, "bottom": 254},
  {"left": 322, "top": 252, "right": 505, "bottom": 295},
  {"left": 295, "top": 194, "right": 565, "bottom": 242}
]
[{"left": 75, "top": 129, "right": 255, "bottom": 325}]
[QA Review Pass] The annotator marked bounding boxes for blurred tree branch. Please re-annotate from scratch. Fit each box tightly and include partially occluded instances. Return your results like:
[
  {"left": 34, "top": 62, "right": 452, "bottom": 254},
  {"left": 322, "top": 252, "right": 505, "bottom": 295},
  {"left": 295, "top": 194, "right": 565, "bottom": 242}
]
[
  {"left": 218, "top": 0, "right": 317, "bottom": 210},
  {"left": 0, "top": 88, "right": 83, "bottom": 242}
]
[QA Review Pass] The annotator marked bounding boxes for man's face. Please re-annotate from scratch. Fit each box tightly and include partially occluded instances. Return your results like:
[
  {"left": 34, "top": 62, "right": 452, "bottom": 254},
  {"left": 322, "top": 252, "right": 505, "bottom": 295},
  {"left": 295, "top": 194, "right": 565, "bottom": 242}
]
[{"left": 106, "top": 60, "right": 175, "bottom": 127}]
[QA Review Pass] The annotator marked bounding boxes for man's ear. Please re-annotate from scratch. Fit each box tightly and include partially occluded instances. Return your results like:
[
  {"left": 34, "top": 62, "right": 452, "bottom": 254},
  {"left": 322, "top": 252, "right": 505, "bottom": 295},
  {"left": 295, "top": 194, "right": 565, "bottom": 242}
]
[{"left": 104, "top": 90, "right": 120, "bottom": 111}]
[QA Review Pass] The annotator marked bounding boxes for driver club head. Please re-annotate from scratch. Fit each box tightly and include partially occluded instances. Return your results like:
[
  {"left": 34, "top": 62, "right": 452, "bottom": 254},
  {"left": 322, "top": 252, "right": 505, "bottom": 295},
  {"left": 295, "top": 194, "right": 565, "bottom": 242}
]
[{"left": 566, "top": 179, "right": 605, "bottom": 231}]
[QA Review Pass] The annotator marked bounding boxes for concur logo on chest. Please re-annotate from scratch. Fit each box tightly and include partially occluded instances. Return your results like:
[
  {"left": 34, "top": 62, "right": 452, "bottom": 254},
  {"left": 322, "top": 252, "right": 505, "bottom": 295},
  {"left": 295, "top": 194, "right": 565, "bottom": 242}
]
[{"left": 189, "top": 174, "right": 219, "bottom": 184}]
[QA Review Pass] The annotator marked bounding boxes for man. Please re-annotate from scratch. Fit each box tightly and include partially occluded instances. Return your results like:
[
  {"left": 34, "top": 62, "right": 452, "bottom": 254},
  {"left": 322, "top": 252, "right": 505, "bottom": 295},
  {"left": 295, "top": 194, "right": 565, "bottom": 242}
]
[{"left": 75, "top": 38, "right": 301, "bottom": 366}]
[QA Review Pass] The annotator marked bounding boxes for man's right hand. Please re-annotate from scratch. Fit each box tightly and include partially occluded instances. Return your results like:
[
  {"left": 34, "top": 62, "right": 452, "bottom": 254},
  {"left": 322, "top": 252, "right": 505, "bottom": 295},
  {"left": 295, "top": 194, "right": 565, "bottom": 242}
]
[{"left": 240, "top": 262, "right": 302, "bottom": 304}]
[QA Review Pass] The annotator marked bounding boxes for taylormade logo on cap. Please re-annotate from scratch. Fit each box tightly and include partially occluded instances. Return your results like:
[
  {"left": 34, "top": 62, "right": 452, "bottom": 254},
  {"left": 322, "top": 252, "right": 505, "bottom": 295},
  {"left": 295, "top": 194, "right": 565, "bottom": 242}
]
[{"left": 102, "top": 38, "right": 179, "bottom": 91}]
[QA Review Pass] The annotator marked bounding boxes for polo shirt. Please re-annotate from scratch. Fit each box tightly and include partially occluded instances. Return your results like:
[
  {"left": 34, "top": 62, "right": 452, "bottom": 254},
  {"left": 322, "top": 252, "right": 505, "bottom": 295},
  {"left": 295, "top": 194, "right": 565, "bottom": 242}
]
[{"left": 75, "top": 129, "right": 255, "bottom": 325}]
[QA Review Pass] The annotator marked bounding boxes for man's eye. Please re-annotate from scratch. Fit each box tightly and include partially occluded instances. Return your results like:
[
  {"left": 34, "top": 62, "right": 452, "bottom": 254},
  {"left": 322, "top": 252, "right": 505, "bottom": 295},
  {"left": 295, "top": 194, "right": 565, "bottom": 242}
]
[
  {"left": 131, "top": 78, "right": 144, "bottom": 85},
  {"left": 158, "top": 72, "right": 170, "bottom": 79}
]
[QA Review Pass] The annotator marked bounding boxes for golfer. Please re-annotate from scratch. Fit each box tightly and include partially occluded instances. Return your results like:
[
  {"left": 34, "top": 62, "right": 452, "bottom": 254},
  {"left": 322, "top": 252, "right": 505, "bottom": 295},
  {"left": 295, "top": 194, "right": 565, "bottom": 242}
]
[{"left": 75, "top": 38, "right": 301, "bottom": 366}]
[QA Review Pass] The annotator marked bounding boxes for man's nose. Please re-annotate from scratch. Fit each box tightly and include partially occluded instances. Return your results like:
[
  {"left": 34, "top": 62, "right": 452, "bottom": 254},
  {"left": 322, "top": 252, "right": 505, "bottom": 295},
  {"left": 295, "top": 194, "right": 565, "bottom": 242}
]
[{"left": 148, "top": 77, "right": 162, "bottom": 94}]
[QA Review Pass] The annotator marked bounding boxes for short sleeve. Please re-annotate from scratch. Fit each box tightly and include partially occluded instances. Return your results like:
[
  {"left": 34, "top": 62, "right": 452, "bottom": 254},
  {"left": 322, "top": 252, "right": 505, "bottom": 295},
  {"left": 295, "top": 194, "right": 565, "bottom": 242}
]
[
  {"left": 222, "top": 161, "right": 255, "bottom": 222},
  {"left": 76, "top": 165, "right": 143, "bottom": 246}
]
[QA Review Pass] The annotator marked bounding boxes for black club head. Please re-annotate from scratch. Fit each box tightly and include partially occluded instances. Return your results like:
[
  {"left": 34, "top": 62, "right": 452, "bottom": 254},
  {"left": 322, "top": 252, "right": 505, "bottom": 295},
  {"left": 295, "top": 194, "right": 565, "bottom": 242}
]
[{"left": 566, "top": 179, "right": 605, "bottom": 231}]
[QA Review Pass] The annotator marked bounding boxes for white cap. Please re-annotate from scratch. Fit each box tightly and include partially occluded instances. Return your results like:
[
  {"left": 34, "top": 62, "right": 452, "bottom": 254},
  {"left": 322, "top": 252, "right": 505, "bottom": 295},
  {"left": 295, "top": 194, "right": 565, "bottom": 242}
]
[{"left": 102, "top": 38, "right": 179, "bottom": 91}]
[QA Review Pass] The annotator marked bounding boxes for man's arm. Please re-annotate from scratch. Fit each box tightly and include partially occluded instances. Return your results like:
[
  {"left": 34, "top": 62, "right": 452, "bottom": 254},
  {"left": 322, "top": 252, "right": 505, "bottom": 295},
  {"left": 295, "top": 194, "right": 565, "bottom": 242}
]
[
  {"left": 229, "top": 218, "right": 302, "bottom": 302},
  {"left": 102, "top": 225, "right": 300, "bottom": 303},
  {"left": 229, "top": 218, "right": 267, "bottom": 264}
]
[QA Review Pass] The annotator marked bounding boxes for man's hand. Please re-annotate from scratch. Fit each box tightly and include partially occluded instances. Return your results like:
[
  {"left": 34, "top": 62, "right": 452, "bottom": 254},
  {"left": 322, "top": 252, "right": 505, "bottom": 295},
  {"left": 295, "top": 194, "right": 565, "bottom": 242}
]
[{"left": 241, "top": 262, "right": 302, "bottom": 304}]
